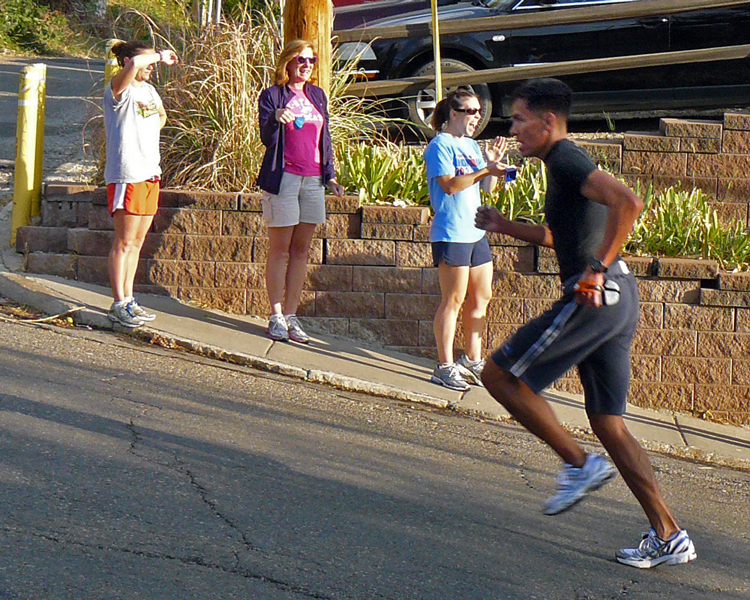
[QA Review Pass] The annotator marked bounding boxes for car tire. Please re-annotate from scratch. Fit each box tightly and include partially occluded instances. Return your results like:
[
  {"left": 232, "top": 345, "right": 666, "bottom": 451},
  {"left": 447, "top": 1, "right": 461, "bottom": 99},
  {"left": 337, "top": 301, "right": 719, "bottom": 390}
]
[{"left": 406, "top": 58, "right": 493, "bottom": 137}]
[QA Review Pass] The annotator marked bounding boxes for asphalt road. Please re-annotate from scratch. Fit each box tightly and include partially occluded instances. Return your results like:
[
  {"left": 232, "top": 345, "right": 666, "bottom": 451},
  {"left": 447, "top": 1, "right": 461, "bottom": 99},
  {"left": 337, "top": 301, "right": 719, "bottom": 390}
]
[{"left": 0, "top": 315, "right": 749, "bottom": 600}]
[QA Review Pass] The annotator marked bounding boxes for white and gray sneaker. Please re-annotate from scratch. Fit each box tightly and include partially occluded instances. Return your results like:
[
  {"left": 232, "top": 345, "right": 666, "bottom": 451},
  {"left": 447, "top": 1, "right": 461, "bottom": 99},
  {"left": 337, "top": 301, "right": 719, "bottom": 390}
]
[
  {"left": 616, "top": 528, "right": 697, "bottom": 569},
  {"left": 455, "top": 354, "right": 485, "bottom": 386},
  {"left": 128, "top": 298, "right": 156, "bottom": 322},
  {"left": 543, "top": 453, "right": 617, "bottom": 515},
  {"left": 267, "top": 314, "right": 289, "bottom": 341},
  {"left": 285, "top": 314, "right": 310, "bottom": 344},
  {"left": 107, "top": 302, "right": 144, "bottom": 328},
  {"left": 431, "top": 363, "right": 470, "bottom": 391}
]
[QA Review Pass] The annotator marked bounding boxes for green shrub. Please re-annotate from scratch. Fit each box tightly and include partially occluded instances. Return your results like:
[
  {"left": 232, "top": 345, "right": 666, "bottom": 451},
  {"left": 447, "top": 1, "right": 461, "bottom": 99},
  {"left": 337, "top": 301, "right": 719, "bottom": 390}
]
[
  {"left": 483, "top": 159, "right": 546, "bottom": 223},
  {"left": 0, "top": 0, "right": 69, "bottom": 54}
]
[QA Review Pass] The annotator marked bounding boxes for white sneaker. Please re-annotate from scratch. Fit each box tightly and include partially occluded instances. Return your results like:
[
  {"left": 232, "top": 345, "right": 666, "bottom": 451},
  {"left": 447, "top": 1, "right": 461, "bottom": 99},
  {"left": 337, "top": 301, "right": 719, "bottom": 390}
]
[
  {"left": 107, "top": 302, "right": 144, "bottom": 328},
  {"left": 267, "top": 314, "right": 289, "bottom": 341},
  {"left": 543, "top": 454, "right": 617, "bottom": 515},
  {"left": 455, "top": 354, "right": 485, "bottom": 386},
  {"left": 616, "top": 528, "right": 697, "bottom": 569},
  {"left": 285, "top": 314, "right": 310, "bottom": 344},
  {"left": 128, "top": 298, "right": 156, "bottom": 322},
  {"left": 431, "top": 363, "right": 470, "bottom": 391}
]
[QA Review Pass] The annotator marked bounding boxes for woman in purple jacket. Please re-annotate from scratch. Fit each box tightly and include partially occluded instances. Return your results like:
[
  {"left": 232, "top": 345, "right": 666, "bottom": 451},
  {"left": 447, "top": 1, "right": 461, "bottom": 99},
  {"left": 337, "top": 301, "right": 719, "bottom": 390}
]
[{"left": 257, "top": 39, "right": 345, "bottom": 343}]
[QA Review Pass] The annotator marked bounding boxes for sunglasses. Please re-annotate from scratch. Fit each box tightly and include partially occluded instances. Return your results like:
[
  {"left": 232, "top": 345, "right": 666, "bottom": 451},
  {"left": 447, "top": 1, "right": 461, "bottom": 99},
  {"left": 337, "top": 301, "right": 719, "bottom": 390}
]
[
  {"left": 294, "top": 55, "right": 318, "bottom": 65},
  {"left": 453, "top": 107, "right": 481, "bottom": 115}
]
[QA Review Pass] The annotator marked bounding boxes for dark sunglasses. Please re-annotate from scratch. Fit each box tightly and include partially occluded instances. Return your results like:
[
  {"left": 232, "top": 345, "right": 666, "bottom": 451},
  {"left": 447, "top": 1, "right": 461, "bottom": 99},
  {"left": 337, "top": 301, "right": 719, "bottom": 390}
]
[
  {"left": 294, "top": 55, "right": 318, "bottom": 65},
  {"left": 453, "top": 107, "right": 481, "bottom": 115}
]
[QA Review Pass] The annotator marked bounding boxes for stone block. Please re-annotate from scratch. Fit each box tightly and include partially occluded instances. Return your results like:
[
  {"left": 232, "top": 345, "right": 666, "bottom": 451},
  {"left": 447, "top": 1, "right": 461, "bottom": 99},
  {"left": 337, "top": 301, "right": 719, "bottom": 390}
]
[
  {"left": 152, "top": 208, "right": 222, "bottom": 236},
  {"left": 326, "top": 239, "right": 395, "bottom": 266},
  {"left": 662, "top": 357, "right": 731, "bottom": 385},
  {"left": 632, "top": 329, "right": 697, "bottom": 357},
  {"left": 655, "top": 258, "right": 719, "bottom": 280},
  {"left": 492, "top": 272, "right": 561, "bottom": 299},
  {"left": 43, "top": 183, "right": 96, "bottom": 197},
  {"left": 708, "top": 201, "right": 748, "bottom": 227},
  {"left": 180, "top": 261, "right": 217, "bottom": 287},
  {"left": 680, "top": 137, "right": 720, "bottom": 154},
  {"left": 306, "top": 265, "right": 353, "bottom": 291},
  {"left": 176, "top": 287, "right": 246, "bottom": 314},
  {"left": 724, "top": 111, "right": 750, "bottom": 131},
  {"left": 148, "top": 259, "right": 181, "bottom": 287},
  {"left": 87, "top": 205, "right": 113, "bottom": 231},
  {"left": 638, "top": 302, "right": 663, "bottom": 329},
  {"left": 637, "top": 280, "right": 699, "bottom": 304},
  {"left": 628, "top": 382, "right": 694, "bottom": 413},
  {"left": 316, "top": 213, "right": 361, "bottom": 239},
  {"left": 622, "top": 151, "right": 686, "bottom": 176},
  {"left": 352, "top": 266, "right": 422, "bottom": 293},
  {"left": 301, "top": 317, "right": 350, "bottom": 338},
  {"left": 486, "top": 232, "right": 531, "bottom": 247},
  {"left": 239, "top": 192, "right": 263, "bottom": 212},
  {"left": 396, "top": 242, "right": 432, "bottom": 268},
  {"left": 664, "top": 304, "right": 734, "bottom": 332},
  {"left": 688, "top": 154, "right": 750, "bottom": 178},
  {"left": 630, "top": 354, "right": 661, "bottom": 383},
  {"left": 222, "top": 211, "right": 265, "bottom": 236},
  {"left": 413, "top": 224, "right": 431, "bottom": 242},
  {"left": 494, "top": 246, "right": 535, "bottom": 273},
  {"left": 66, "top": 228, "right": 112, "bottom": 256},
  {"left": 536, "top": 254, "right": 559, "bottom": 275},
  {"left": 132, "top": 284, "right": 176, "bottom": 297},
  {"left": 551, "top": 378, "right": 584, "bottom": 396},
  {"left": 660, "top": 118, "right": 723, "bottom": 139},
  {"left": 80, "top": 255, "right": 141, "bottom": 285},
  {"left": 575, "top": 139, "right": 622, "bottom": 161},
  {"left": 15, "top": 226, "right": 68, "bottom": 254},
  {"left": 25, "top": 253, "right": 77, "bottom": 279},
  {"left": 314, "top": 291, "right": 384, "bottom": 318},
  {"left": 623, "top": 256, "right": 655, "bottom": 277},
  {"left": 142, "top": 233, "right": 185, "bottom": 260},
  {"left": 717, "top": 177, "right": 750, "bottom": 202},
  {"left": 623, "top": 134, "right": 679, "bottom": 153},
  {"left": 183, "top": 235, "right": 252, "bottom": 262},
  {"left": 252, "top": 237, "right": 322, "bottom": 264},
  {"left": 41, "top": 193, "right": 93, "bottom": 227},
  {"left": 694, "top": 385, "right": 750, "bottom": 421},
  {"left": 735, "top": 309, "right": 750, "bottom": 332},
  {"left": 325, "top": 194, "right": 361, "bottom": 214},
  {"left": 215, "top": 262, "right": 250, "bottom": 288},
  {"left": 700, "top": 289, "right": 750, "bottom": 308},
  {"left": 385, "top": 293, "right": 440, "bottom": 320},
  {"left": 165, "top": 189, "right": 239, "bottom": 210},
  {"left": 362, "top": 223, "right": 414, "bottom": 240},
  {"left": 486, "top": 323, "right": 517, "bottom": 350},
  {"left": 722, "top": 130, "right": 750, "bottom": 154},
  {"left": 422, "top": 267, "right": 440, "bottom": 295},
  {"left": 246, "top": 290, "right": 271, "bottom": 316},
  {"left": 697, "top": 331, "right": 750, "bottom": 358},
  {"left": 731, "top": 359, "right": 750, "bottom": 385},
  {"left": 348, "top": 319, "right": 419, "bottom": 347},
  {"left": 361, "top": 206, "right": 429, "bottom": 224},
  {"left": 523, "top": 299, "right": 556, "bottom": 322},
  {"left": 486, "top": 297, "right": 525, "bottom": 324},
  {"left": 719, "top": 272, "right": 750, "bottom": 291}
]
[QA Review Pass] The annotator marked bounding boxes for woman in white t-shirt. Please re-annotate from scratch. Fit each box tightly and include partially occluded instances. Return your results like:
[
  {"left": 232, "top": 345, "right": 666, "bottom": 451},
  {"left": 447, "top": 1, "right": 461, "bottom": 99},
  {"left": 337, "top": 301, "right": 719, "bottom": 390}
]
[
  {"left": 104, "top": 40, "right": 178, "bottom": 328},
  {"left": 423, "top": 89, "right": 508, "bottom": 391}
]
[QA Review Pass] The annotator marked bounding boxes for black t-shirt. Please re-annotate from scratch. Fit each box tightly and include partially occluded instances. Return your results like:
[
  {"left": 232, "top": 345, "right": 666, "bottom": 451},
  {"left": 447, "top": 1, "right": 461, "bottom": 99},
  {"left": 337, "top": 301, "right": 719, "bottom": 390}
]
[{"left": 544, "top": 139, "right": 609, "bottom": 281}]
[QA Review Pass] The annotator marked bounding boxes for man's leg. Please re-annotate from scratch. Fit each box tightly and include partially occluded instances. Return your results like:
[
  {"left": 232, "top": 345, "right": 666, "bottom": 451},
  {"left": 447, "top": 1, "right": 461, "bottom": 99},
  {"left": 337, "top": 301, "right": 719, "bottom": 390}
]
[
  {"left": 482, "top": 359, "right": 586, "bottom": 468},
  {"left": 589, "top": 413, "right": 679, "bottom": 540}
]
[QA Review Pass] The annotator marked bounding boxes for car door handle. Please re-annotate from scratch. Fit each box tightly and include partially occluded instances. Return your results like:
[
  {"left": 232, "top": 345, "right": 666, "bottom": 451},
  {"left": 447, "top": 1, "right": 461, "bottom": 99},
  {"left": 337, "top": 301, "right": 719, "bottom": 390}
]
[{"left": 638, "top": 17, "right": 669, "bottom": 29}]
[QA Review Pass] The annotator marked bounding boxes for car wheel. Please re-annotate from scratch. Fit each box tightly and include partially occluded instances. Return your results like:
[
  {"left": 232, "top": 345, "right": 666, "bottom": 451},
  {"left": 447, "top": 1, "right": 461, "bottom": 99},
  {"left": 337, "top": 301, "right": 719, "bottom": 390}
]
[{"left": 406, "top": 58, "right": 493, "bottom": 137}]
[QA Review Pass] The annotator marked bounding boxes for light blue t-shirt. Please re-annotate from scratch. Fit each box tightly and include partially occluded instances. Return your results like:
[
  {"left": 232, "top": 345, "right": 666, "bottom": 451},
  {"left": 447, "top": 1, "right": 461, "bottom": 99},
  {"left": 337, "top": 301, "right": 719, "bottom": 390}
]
[{"left": 424, "top": 132, "right": 487, "bottom": 243}]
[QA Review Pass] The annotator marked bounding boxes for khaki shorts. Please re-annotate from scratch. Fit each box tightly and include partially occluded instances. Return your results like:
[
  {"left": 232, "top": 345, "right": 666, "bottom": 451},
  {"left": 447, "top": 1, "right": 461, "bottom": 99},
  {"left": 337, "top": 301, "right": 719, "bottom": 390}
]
[
  {"left": 261, "top": 171, "right": 326, "bottom": 227},
  {"left": 108, "top": 180, "right": 160, "bottom": 216}
]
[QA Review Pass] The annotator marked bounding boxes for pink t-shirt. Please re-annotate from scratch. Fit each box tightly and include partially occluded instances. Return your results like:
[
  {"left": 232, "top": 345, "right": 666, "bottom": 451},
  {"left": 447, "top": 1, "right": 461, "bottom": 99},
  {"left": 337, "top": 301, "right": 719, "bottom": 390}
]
[{"left": 283, "top": 88, "right": 324, "bottom": 177}]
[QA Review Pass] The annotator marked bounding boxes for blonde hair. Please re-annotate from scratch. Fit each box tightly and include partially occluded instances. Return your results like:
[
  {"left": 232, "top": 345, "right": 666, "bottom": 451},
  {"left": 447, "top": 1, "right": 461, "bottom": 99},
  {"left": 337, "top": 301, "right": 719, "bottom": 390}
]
[{"left": 274, "top": 39, "right": 317, "bottom": 86}]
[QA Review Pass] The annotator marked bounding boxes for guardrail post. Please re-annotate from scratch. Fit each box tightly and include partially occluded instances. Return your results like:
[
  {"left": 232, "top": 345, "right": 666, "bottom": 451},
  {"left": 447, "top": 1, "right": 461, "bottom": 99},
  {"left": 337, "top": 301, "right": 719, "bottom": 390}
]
[
  {"left": 11, "top": 63, "right": 46, "bottom": 245},
  {"left": 105, "top": 39, "right": 122, "bottom": 85}
]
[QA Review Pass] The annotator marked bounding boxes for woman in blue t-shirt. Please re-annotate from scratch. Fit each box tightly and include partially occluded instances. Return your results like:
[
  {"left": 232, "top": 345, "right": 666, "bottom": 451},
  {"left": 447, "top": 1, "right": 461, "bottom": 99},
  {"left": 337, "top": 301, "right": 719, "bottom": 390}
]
[{"left": 423, "top": 89, "right": 508, "bottom": 391}]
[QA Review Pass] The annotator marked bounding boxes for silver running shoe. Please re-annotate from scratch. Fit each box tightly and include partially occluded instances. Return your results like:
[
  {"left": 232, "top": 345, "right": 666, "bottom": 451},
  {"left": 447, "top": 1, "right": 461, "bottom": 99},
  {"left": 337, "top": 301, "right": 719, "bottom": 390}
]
[
  {"left": 267, "top": 314, "right": 289, "bottom": 341},
  {"left": 128, "top": 299, "right": 156, "bottom": 322},
  {"left": 543, "top": 454, "right": 617, "bottom": 515},
  {"left": 285, "top": 314, "right": 310, "bottom": 344},
  {"left": 616, "top": 528, "right": 697, "bottom": 569},
  {"left": 431, "top": 363, "right": 470, "bottom": 391},
  {"left": 107, "top": 302, "right": 144, "bottom": 328},
  {"left": 455, "top": 354, "right": 485, "bottom": 386}
]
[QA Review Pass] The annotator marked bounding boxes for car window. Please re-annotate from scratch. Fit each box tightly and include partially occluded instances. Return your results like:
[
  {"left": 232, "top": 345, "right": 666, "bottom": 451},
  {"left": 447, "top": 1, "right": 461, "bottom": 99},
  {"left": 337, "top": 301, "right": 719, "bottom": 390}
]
[{"left": 514, "top": 0, "right": 635, "bottom": 9}]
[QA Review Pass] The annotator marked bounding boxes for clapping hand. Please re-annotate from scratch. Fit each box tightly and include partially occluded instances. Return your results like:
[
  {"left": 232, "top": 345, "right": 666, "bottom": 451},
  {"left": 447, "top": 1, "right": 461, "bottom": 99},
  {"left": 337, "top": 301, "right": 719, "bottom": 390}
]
[{"left": 485, "top": 136, "right": 508, "bottom": 163}]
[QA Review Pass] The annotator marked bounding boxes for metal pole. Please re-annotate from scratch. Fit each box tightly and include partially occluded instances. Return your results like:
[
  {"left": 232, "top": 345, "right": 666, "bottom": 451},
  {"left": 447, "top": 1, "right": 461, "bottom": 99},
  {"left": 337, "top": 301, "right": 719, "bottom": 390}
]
[
  {"left": 11, "top": 65, "right": 44, "bottom": 245},
  {"left": 31, "top": 63, "right": 46, "bottom": 218},
  {"left": 105, "top": 39, "right": 122, "bottom": 85},
  {"left": 431, "top": 0, "right": 442, "bottom": 102}
]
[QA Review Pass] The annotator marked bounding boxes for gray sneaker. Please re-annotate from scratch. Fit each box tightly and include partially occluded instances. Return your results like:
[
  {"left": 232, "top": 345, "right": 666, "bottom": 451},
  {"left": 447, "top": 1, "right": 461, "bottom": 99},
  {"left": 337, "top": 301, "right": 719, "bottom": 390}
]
[
  {"left": 128, "top": 299, "right": 156, "bottom": 322},
  {"left": 543, "top": 453, "right": 617, "bottom": 515},
  {"left": 267, "top": 314, "right": 289, "bottom": 341},
  {"left": 107, "top": 302, "right": 144, "bottom": 328},
  {"left": 455, "top": 354, "right": 485, "bottom": 386},
  {"left": 285, "top": 314, "right": 310, "bottom": 344},
  {"left": 431, "top": 363, "right": 470, "bottom": 391}
]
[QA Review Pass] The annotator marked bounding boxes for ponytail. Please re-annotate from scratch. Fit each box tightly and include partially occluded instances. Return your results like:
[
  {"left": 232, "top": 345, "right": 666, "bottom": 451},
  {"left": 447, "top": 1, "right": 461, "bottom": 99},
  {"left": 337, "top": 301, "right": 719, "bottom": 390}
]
[
  {"left": 111, "top": 40, "right": 154, "bottom": 67},
  {"left": 430, "top": 88, "right": 480, "bottom": 131}
]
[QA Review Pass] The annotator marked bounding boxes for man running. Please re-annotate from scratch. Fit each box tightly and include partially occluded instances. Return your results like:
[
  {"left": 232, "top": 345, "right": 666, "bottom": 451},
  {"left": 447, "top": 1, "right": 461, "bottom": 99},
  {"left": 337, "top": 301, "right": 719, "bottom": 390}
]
[{"left": 475, "top": 78, "right": 696, "bottom": 569}]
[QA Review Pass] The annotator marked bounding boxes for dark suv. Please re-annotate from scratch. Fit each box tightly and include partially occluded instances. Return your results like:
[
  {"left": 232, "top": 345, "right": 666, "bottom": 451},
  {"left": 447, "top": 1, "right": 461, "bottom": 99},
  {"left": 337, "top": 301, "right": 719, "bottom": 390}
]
[{"left": 333, "top": 0, "right": 750, "bottom": 134}]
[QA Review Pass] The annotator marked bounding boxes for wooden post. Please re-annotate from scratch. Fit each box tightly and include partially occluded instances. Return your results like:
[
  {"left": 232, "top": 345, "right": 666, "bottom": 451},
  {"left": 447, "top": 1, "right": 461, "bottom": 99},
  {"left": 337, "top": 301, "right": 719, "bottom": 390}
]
[{"left": 283, "top": 0, "right": 333, "bottom": 95}]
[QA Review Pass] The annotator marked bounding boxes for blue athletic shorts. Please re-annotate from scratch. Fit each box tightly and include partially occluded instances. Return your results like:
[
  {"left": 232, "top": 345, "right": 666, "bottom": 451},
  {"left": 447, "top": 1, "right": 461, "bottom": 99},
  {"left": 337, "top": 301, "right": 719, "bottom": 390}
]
[
  {"left": 490, "top": 260, "right": 639, "bottom": 416},
  {"left": 432, "top": 237, "right": 493, "bottom": 268}
]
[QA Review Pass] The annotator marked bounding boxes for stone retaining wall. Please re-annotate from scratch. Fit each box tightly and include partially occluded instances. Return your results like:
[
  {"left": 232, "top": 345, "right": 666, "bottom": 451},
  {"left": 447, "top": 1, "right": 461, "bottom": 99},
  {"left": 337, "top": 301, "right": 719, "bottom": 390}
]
[{"left": 14, "top": 114, "right": 750, "bottom": 425}]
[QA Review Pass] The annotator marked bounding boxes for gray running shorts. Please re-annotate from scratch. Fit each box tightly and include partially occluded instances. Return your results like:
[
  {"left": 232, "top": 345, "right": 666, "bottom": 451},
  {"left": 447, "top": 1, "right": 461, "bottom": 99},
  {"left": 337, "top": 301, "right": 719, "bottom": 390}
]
[
  {"left": 491, "top": 260, "right": 639, "bottom": 416},
  {"left": 261, "top": 171, "right": 326, "bottom": 227}
]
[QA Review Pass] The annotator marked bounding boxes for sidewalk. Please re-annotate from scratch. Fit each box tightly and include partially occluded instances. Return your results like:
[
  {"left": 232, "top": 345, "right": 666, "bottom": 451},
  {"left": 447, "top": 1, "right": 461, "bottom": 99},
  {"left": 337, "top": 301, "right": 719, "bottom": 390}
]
[{"left": 2, "top": 206, "right": 750, "bottom": 470}]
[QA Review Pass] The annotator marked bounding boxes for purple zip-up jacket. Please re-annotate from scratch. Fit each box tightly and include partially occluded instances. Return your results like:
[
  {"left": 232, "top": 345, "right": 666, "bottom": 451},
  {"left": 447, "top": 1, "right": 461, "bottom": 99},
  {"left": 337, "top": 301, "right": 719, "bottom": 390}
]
[{"left": 256, "top": 83, "right": 336, "bottom": 195}]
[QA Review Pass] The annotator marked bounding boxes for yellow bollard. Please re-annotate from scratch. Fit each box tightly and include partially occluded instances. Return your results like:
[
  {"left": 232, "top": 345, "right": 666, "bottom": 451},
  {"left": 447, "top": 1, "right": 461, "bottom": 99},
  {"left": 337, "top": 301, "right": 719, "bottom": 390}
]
[
  {"left": 105, "top": 39, "right": 122, "bottom": 86},
  {"left": 31, "top": 63, "right": 46, "bottom": 218},
  {"left": 11, "top": 64, "right": 45, "bottom": 246}
]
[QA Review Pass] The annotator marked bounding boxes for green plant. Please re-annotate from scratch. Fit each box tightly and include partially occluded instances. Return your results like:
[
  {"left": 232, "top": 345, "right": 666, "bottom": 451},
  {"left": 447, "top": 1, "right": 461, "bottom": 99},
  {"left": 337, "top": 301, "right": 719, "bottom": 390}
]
[
  {"left": 0, "top": 0, "right": 69, "bottom": 54},
  {"left": 483, "top": 159, "right": 547, "bottom": 223}
]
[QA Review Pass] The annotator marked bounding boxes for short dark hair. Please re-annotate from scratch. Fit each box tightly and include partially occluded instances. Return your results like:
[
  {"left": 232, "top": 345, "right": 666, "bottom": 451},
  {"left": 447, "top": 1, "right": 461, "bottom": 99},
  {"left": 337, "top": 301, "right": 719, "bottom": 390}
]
[{"left": 511, "top": 78, "right": 573, "bottom": 118}]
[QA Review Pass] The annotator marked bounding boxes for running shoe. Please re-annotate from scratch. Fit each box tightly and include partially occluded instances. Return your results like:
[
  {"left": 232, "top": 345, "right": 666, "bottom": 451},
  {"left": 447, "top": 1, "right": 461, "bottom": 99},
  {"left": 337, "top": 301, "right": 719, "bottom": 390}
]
[
  {"left": 616, "top": 528, "right": 697, "bottom": 569},
  {"left": 455, "top": 354, "right": 485, "bottom": 386},
  {"left": 107, "top": 302, "right": 144, "bottom": 328},
  {"left": 285, "top": 314, "right": 310, "bottom": 344},
  {"left": 431, "top": 363, "right": 471, "bottom": 391},
  {"left": 128, "top": 298, "right": 156, "bottom": 322},
  {"left": 267, "top": 314, "right": 289, "bottom": 341},
  {"left": 543, "top": 453, "right": 617, "bottom": 515}
]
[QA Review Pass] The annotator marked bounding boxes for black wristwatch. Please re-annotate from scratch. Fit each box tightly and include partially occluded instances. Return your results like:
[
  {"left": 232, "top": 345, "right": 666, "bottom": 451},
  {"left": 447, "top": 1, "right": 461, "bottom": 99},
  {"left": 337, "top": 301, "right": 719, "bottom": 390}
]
[{"left": 589, "top": 258, "right": 609, "bottom": 273}]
